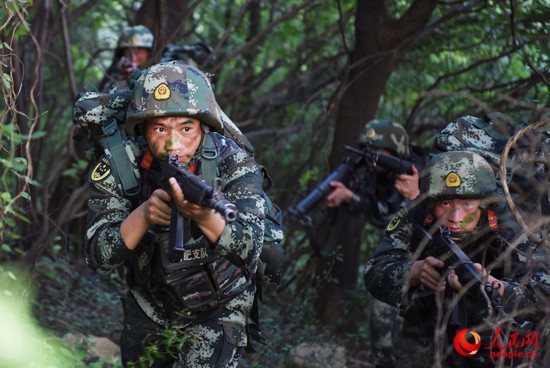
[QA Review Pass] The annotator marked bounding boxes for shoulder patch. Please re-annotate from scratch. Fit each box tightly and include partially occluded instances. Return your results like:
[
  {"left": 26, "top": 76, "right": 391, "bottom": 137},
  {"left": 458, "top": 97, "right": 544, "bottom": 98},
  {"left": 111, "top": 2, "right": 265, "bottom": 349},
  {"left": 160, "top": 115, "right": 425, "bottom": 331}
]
[
  {"left": 386, "top": 207, "right": 406, "bottom": 232},
  {"left": 90, "top": 156, "right": 111, "bottom": 182}
]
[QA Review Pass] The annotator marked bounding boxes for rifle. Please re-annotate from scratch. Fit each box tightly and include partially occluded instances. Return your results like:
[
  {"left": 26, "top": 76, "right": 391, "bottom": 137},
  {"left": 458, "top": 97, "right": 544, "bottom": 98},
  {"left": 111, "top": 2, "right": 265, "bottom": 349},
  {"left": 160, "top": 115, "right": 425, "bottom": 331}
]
[
  {"left": 160, "top": 154, "right": 238, "bottom": 250},
  {"left": 288, "top": 143, "right": 415, "bottom": 226},
  {"left": 417, "top": 226, "right": 521, "bottom": 331}
]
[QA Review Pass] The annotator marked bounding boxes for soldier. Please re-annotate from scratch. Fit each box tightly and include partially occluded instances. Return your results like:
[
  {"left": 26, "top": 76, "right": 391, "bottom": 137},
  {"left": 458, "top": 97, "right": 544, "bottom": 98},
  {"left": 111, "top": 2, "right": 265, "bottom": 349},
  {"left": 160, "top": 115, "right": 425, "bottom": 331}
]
[
  {"left": 325, "top": 120, "right": 426, "bottom": 367},
  {"left": 436, "top": 114, "right": 550, "bottom": 239},
  {"left": 364, "top": 150, "right": 550, "bottom": 367},
  {"left": 99, "top": 25, "right": 154, "bottom": 93},
  {"left": 84, "top": 62, "right": 266, "bottom": 367},
  {"left": 325, "top": 119, "right": 422, "bottom": 227}
]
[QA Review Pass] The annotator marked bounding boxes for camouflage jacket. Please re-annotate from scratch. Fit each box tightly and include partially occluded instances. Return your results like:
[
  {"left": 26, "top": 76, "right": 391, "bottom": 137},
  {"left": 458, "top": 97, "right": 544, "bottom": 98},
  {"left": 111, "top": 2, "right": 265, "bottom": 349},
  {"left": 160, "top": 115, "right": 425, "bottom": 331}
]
[
  {"left": 85, "top": 132, "right": 265, "bottom": 332},
  {"left": 364, "top": 204, "right": 550, "bottom": 329}
]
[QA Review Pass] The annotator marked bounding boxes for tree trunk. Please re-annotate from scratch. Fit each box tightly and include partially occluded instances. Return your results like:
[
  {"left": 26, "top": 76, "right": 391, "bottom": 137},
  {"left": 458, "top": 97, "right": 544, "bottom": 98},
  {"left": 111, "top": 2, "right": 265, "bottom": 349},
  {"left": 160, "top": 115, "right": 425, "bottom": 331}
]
[{"left": 315, "top": 0, "right": 437, "bottom": 327}]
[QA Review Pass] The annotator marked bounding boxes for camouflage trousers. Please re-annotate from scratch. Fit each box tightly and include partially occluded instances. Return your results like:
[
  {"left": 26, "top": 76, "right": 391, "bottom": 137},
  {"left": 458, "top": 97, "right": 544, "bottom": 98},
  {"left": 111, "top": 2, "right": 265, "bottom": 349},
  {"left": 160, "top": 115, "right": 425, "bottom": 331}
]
[
  {"left": 120, "top": 294, "right": 244, "bottom": 368},
  {"left": 366, "top": 298, "right": 404, "bottom": 367}
]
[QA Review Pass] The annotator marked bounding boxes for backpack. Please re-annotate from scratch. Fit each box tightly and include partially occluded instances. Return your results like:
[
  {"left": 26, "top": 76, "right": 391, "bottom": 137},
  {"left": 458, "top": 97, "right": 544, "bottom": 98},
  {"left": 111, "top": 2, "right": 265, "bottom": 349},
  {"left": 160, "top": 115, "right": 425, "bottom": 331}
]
[
  {"left": 199, "top": 133, "right": 284, "bottom": 350},
  {"left": 199, "top": 133, "right": 285, "bottom": 287}
]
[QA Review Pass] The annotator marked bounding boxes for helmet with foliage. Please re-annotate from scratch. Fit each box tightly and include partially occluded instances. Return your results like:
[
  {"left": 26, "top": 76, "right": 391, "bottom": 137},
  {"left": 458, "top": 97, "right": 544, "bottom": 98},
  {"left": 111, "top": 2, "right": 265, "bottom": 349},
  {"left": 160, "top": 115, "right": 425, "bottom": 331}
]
[
  {"left": 436, "top": 115, "right": 511, "bottom": 167},
  {"left": 117, "top": 25, "right": 154, "bottom": 49},
  {"left": 125, "top": 62, "right": 223, "bottom": 134},
  {"left": 420, "top": 151, "right": 496, "bottom": 202},
  {"left": 359, "top": 119, "right": 410, "bottom": 158}
]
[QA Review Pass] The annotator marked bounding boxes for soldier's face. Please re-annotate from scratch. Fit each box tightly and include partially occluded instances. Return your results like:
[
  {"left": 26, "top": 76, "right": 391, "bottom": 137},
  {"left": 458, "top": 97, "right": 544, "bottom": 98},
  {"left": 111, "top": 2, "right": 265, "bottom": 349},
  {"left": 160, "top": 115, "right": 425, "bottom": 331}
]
[
  {"left": 145, "top": 117, "right": 202, "bottom": 164},
  {"left": 432, "top": 198, "right": 482, "bottom": 237},
  {"left": 125, "top": 47, "right": 150, "bottom": 67}
]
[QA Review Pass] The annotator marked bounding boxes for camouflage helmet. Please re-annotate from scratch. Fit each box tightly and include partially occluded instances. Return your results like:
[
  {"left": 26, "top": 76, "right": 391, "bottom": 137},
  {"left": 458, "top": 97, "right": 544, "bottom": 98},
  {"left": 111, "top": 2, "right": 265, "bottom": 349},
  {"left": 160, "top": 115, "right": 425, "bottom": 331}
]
[
  {"left": 436, "top": 115, "right": 509, "bottom": 167},
  {"left": 125, "top": 62, "right": 223, "bottom": 134},
  {"left": 117, "top": 25, "right": 154, "bottom": 49},
  {"left": 359, "top": 119, "right": 410, "bottom": 158},
  {"left": 420, "top": 151, "right": 496, "bottom": 202}
]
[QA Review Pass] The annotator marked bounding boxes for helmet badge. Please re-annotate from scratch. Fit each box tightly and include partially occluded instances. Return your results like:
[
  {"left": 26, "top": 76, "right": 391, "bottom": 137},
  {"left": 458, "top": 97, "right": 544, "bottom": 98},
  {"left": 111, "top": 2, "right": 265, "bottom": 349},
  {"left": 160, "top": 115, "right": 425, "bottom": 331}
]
[
  {"left": 154, "top": 83, "right": 171, "bottom": 100},
  {"left": 445, "top": 171, "right": 461, "bottom": 188},
  {"left": 366, "top": 128, "right": 376, "bottom": 138}
]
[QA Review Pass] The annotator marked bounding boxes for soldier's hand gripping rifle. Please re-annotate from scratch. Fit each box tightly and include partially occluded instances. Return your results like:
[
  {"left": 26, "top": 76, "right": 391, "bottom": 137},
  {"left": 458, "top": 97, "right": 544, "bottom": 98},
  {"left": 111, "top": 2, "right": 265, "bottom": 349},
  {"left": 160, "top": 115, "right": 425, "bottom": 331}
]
[
  {"left": 418, "top": 226, "right": 522, "bottom": 331},
  {"left": 160, "top": 154, "right": 238, "bottom": 250},
  {"left": 288, "top": 143, "right": 415, "bottom": 227}
]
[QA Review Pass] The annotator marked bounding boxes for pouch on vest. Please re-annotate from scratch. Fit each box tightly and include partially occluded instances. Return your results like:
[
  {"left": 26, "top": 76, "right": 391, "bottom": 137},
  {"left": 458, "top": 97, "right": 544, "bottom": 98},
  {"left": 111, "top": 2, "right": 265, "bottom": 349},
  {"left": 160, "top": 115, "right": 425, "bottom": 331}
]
[{"left": 150, "top": 230, "right": 248, "bottom": 312}]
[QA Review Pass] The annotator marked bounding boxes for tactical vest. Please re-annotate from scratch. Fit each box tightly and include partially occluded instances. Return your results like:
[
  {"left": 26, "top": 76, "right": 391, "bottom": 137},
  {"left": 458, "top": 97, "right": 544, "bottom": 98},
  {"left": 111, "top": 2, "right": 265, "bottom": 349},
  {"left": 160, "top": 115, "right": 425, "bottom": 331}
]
[{"left": 135, "top": 137, "right": 252, "bottom": 314}]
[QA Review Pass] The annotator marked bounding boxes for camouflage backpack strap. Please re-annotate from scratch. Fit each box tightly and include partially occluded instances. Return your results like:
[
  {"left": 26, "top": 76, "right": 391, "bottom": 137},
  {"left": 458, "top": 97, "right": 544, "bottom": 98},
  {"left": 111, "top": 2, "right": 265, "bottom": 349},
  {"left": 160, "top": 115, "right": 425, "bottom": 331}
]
[
  {"left": 199, "top": 132, "right": 220, "bottom": 186},
  {"left": 101, "top": 120, "right": 141, "bottom": 196},
  {"left": 73, "top": 84, "right": 141, "bottom": 197}
]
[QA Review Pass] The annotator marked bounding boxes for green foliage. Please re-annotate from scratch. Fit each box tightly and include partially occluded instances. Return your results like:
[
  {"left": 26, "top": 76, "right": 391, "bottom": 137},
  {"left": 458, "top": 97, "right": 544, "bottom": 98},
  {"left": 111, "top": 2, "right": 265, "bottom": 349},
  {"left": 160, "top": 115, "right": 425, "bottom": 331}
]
[
  {"left": 380, "top": 0, "right": 550, "bottom": 131},
  {"left": 61, "top": 159, "right": 89, "bottom": 178},
  {"left": 0, "top": 265, "right": 93, "bottom": 367},
  {"left": 3, "top": 0, "right": 550, "bottom": 366},
  {"left": 298, "top": 167, "right": 320, "bottom": 191},
  {"left": 127, "top": 327, "right": 193, "bottom": 368},
  {"left": 0, "top": 123, "right": 38, "bottom": 253},
  {"left": 194, "top": 0, "right": 352, "bottom": 166}
]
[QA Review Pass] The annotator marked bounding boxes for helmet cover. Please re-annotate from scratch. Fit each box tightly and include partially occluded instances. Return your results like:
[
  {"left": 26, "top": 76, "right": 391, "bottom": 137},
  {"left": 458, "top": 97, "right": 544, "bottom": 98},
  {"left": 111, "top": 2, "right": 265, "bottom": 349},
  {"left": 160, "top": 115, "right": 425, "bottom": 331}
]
[
  {"left": 436, "top": 115, "right": 508, "bottom": 167},
  {"left": 125, "top": 62, "right": 223, "bottom": 134},
  {"left": 420, "top": 151, "right": 496, "bottom": 201},
  {"left": 117, "top": 25, "right": 154, "bottom": 49},
  {"left": 359, "top": 119, "right": 410, "bottom": 158}
]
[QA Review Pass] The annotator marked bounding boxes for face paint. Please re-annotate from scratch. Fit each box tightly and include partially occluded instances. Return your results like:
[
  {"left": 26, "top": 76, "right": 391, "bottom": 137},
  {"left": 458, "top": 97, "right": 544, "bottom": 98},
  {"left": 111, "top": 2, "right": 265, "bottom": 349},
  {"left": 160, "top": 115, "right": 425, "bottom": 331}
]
[
  {"left": 433, "top": 199, "right": 482, "bottom": 234},
  {"left": 146, "top": 117, "right": 203, "bottom": 164},
  {"left": 461, "top": 210, "right": 480, "bottom": 228}
]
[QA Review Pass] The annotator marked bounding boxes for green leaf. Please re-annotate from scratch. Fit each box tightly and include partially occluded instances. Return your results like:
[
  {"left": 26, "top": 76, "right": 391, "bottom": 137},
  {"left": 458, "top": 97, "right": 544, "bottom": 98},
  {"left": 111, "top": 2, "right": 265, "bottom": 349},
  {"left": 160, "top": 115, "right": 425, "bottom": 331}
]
[
  {"left": 61, "top": 168, "right": 77, "bottom": 177},
  {"left": 2, "top": 42, "right": 13, "bottom": 51},
  {"left": 1, "top": 192, "right": 11, "bottom": 202},
  {"left": 30, "top": 130, "right": 46, "bottom": 139},
  {"left": 2, "top": 73, "right": 12, "bottom": 90}
]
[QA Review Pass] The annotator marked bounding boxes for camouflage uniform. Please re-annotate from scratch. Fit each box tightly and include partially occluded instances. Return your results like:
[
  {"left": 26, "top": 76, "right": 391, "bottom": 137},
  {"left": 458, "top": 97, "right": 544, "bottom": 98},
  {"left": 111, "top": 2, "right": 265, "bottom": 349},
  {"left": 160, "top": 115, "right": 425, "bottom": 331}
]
[
  {"left": 100, "top": 25, "right": 154, "bottom": 93},
  {"left": 85, "top": 63, "right": 265, "bottom": 367},
  {"left": 347, "top": 120, "right": 426, "bottom": 367},
  {"left": 346, "top": 120, "right": 415, "bottom": 228},
  {"left": 364, "top": 151, "right": 550, "bottom": 368}
]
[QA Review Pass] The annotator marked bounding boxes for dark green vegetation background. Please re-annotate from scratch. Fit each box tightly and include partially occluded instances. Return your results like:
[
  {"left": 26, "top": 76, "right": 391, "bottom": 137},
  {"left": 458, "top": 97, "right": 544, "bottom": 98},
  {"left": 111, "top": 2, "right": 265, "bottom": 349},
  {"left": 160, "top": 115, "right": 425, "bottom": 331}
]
[{"left": 1, "top": 0, "right": 549, "bottom": 366}]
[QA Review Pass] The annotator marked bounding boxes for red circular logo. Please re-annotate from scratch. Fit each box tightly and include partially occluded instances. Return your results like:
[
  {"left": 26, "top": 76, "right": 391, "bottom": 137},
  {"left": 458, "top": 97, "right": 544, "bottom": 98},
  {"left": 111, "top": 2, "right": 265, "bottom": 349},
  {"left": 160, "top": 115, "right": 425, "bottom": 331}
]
[{"left": 453, "top": 328, "right": 482, "bottom": 356}]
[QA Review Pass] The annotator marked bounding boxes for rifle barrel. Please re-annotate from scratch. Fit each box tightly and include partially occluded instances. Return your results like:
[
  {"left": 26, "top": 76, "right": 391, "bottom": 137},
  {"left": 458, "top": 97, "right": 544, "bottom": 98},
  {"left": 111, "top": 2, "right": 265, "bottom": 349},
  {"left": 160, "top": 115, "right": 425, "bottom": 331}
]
[{"left": 343, "top": 144, "right": 414, "bottom": 175}]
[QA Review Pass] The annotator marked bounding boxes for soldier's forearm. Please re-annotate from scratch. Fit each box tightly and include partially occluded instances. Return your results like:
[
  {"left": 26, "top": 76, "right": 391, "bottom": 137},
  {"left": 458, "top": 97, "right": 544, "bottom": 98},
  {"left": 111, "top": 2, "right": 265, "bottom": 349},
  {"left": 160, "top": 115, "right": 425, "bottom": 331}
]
[{"left": 121, "top": 203, "right": 151, "bottom": 250}]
